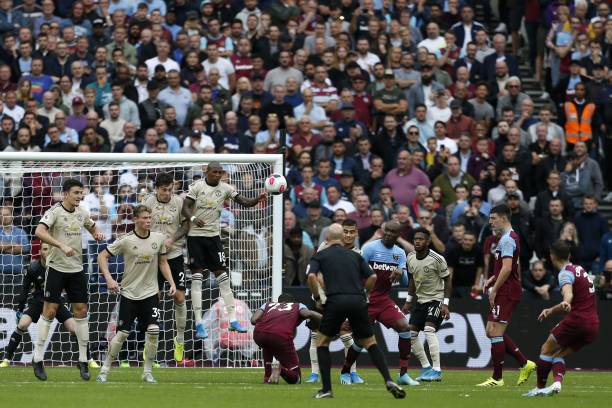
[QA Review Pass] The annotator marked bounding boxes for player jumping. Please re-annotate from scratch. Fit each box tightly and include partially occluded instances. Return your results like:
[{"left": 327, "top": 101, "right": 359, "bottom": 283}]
[
  {"left": 0, "top": 244, "right": 97, "bottom": 368},
  {"left": 307, "top": 219, "right": 364, "bottom": 385},
  {"left": 181, "top": 162, "right": 266, "bottom": 339},
  {"left": 402, "top": 227, "right": 452, "bottom": 382},
  {"left": 251, "top": 293, "right": 321, "bottom": 384},
  {"left": 141, "top": 172, "right": 190, "bottom": 362},
  {"left": 341, "top": 221, "right": 420, "bottom": 386},
  {"left": 96, "top": 205, "right": 176, "bottom": 384},
  {"left": 33, "top": 178, "right": 105, "bottom": 381},
  {"left": 523, "top": 240, "right": 599, "bottom": 397},
  {"left": 476, "top": 204, "right": 535, "bottom": 387}
]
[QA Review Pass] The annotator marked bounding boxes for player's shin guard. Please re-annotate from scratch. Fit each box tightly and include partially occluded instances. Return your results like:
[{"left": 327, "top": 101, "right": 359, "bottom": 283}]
[
  {"left": 537, "top": 354, "right": 553, "bottom": 388},
  {"left": 309, "top": 331, "right": 319, "bottom": 375},
  {"left": 340, "top": 333, "right": 357, "bottom": 373},
  {"left": 491, "top": 336, "right": 505, "bottom": 381},
  {"left": 316, "top": 346, "right": 332, "bottom": 392},
  {"left": 74, "top": 317, "right": 89, "bottom": 363},
  {"left": 424, "top": 326, "right": 441, "bottom": 371},
  {"left": 144, "top": 326, "right": 160, "bottom": 374},
  {"left": 5, "top": 328, "right": 26, "bottom": 360},
  {"left": 504, "top": 334, "right": 527, "bottom": 366},
  {"left": 551, "top": 357, "right": 566, "bottom": 384},
  {"left": 174, "top": 301, "right": 187, "bottom": 343},
  {"left": 191, "top": 273, "right": 203, "bottom": 322},
  {"left": 33, "top": 315, "right": 52, "bottom": 363},
  {"left": 398, "top": 332, "right": 411, "bottom": 376},
  {"left": 217, "top": 272, "right": 237, "bottom": 322},
  {"left": 341, "top": 343, "right": 362, "bottom": 374},
  {"left": 103, "top": 330, "right": 129, "bottom": 372},
  {"left": 410, "top": 331, "right": 431, "bottom": 368},
  {"left": 366, "top": 343, "right": 392, "bottom": 383}
]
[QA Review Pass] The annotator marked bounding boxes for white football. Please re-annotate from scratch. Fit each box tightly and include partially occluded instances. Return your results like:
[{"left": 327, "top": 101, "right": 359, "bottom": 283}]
[{"left": 265, "top": 174, "right": 287, "bottom": 195}]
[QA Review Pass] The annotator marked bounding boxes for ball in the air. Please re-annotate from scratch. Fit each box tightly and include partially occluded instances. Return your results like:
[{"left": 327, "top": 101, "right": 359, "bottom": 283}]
[{"left": 265, "top": 174, "right": 287, "bottom": 195}]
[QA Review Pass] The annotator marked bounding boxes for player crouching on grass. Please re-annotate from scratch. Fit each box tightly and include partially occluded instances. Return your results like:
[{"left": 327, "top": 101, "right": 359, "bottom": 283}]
[
  {"left": 96, "top": 205, "right": 176, "bottom": 384},
  {"left": 523, "top": 240, "right": 600, "bottom": 397},
  {"left": 0, "top": 244, "right": 98, "bottom": 369},
  {"left": 251, "top": 293, "right": 322, "bottom": 384}
]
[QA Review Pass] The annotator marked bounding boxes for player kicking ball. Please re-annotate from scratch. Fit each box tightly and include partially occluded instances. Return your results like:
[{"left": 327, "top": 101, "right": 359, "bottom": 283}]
[
  {"left": 181, "top": 162, "right": 266, "bottom": 339},
  {"left": 402, "top": 227, "right": 452, "bottom": 382},
  {"left": 96, "top": 205, "right": 176, "bottom": 384},
  {"left": 1, "top": 244, "right": 97, "bottom": 369},
  {"left": 341, "top": 221, "right": 419, "bottom": 386},
  {"left": 523, "top": 240, "right": 600, "bottom": 397},
  {"left": 251, "top": 293, "right": 321, "bottom": 384},
  {"left": 141, "top": 173, "right": 190, "bottom": 362},
  {"left": 476, "top": 204, "right": 535, "bottom": 387},
  {"left": 33, "top": 179, "right": 105, "bottom": 381}
]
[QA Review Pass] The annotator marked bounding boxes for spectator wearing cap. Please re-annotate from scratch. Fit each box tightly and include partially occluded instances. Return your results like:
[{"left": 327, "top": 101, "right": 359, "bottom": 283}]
[
  {"left": 89, "top": 18, "right": 110, "bottom": 51},
  {"left": 349, "top": 74, "right": 373, "bottom": 129},
  {"left": 67, "top": 96, "right": 87, "bottom": 132},
  {"left": 300, "top": 199, "right": 332, "bottom": 248},
  {"left": 447, "top": 99, "right": 477, "bottom": 140},
  {"left": 586, "top": 63, "right": 608, "bottom": 103},
  {"left": 383, "top": 150, "right": 431, "bottom": 206},
  {"left": 138, "top": 80, "right": 167, "bottom": 130},
  {"left": 245, "top": 73, "right": 272, "bottom": 111},
  {"left": 373, "top": 68, "right": 408, "bottom": 122},
  {"left": 407, "top": 64, "right": 444, "bottom": 118},
  {"left": 552, "top": 58, "right": 590, "bottom": 106},
  {"left": 338, "top": 170, "right": 356, "bottom": 201}
]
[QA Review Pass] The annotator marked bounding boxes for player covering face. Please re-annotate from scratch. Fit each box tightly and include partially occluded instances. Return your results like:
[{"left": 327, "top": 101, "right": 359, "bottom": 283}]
[{"left": 523, "top": 240, "right": 599, "bottom": 397}]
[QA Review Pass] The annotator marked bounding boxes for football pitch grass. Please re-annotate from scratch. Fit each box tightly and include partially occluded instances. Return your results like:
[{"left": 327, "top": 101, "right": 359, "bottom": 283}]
[{"left": 1, "top": 367, "right": 610, "bottom": 408}]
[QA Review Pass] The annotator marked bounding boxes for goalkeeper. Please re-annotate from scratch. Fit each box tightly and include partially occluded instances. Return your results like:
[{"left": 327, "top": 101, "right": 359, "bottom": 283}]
[{"left": 0, "top": 244, "right": 97, "bottom": 368}]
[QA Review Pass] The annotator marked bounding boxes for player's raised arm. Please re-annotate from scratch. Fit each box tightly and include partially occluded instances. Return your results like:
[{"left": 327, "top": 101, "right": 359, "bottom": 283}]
[
  {"left": 539, "top": 275, "right": 574, "bottom": 321},
  {"left": 233, "top": 191, "right": 266, "bottom": 207},
  {"left": 35, "top": 224, "right": 74, "bottom": 257},
  {"left": 158, "top": 254, "right": 176, "bottom": 296}
]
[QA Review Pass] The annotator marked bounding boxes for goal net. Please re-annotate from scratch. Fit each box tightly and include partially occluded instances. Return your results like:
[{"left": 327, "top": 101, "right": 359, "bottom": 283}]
[{"left": 0, "top": 152, "right": 283, "bottom": 368}]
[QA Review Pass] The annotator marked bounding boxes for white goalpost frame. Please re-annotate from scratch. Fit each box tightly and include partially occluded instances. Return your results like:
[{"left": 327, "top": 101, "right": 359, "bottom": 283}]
[{"left": 0, "top": 152, "right": 284, "bottom": 367}]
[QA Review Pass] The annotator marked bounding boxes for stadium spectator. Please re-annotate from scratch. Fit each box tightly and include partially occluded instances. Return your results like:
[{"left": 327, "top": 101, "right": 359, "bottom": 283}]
[
  {"left": 446, "top": 229, "right": 483, "bottom": 298},
  {"left": 574, "top": 195, "right": 609, "bottom": 272},
  {"left": 300, "top": 200, "right": 331, "bottom": 248},
  {"left": 383, "top": 150, "right": 430, "bottom": 206},
  {"left": 522, "top": 260, "right": 556, "bottom": 300},
  {"left": 283, "top": 226, "right": 314, "bottom": 288},
  {"left": 562, "top": 142, "right": 604, "bottom": 210},
  {"left": 0, "top": 205, "right": 30, "bottom": 274}
]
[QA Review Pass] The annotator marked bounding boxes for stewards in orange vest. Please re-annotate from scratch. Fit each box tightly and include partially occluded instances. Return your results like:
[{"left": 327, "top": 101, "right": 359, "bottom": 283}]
[{"left": 560, "top": 83, "right": 599, "bottom": 151}]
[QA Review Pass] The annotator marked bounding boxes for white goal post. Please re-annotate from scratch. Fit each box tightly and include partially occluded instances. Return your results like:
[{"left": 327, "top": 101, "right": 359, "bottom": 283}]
[{"left": 0, "top": 152, "right": 284, "bottom": 368}]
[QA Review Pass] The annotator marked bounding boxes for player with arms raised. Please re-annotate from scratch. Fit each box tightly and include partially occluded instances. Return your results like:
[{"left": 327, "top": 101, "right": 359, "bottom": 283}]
[
  {"left": 403, "top": 227, "right": 451, "bottom": 382},
  {"left": 32, "top": 179, "right": 105, "bottom": 381},
  {"left": 523, "top": 240, "right": 599, "bottom": 397},
  {"left": 141, "top": 172, "right": 189, "bottom": 362},
  {"left": 96, "top": 205, "right": 176, "bottom": 384},
  {"left": 251, "top": 293, "right": 321, "bottom": 384},
  {"left": 181, "top": 162, "right": 265, "bottom": 338},
  {"left": 477, "top": 204, "right": 535, "bottom": 387},
  {"left": 341, "top": 221, "right": 419, "bottom": 386}
]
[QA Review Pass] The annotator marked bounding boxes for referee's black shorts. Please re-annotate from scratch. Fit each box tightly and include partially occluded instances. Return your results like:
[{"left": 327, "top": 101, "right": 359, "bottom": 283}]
[{"left": 319, "top": 294, "right": 373, "bottom": 340}]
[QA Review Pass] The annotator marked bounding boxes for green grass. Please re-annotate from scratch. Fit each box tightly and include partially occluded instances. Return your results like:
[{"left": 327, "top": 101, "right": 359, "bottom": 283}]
[{"left": 0, "top": 367, "right": 610, "bottom": 408}]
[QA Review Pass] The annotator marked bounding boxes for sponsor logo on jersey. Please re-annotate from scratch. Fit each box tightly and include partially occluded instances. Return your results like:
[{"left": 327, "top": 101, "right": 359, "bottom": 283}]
[
  {"left": 371, "top": 261, "right": 398, "bottom": 271},
  {"left": 152, "top": 243, "right": 158, "bottom": 249},
  {"left": 392, "top": 254, "right": 400, "bottom": 261}
]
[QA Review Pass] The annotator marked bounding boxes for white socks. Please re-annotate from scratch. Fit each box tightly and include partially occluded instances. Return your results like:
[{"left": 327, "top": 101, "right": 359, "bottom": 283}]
[
  {"left": 424, "top": 326, "right": 441, "bottom": 371},
  {"left": 102, "top": 330, "right": 129, "bottom": 373},
  {"left": 191, "top": 273, "right": 203, "bottom": 322},
  {"left": 74, "top": 317, "right": 89, "bottom": 363},
  {"left": 217, "top": 272, "right": 237, "bottom": 322},
  {"left": 310, "top": 331, "right": 319, "bottom": 374},
  {"left": 410, "top": 330, "right": 431, "bottom": 369},
  {"left": 33, "top": 315, "right": 52, "bottom": 363},
  {"left": 175, "top": 301, "right": 187, "bottom": 343},
  {"left": 143, "top": 326, "right": 159, "bottom": 373},
  {"left": 340, "top": 333, "right": 357, "bottom": 373}
]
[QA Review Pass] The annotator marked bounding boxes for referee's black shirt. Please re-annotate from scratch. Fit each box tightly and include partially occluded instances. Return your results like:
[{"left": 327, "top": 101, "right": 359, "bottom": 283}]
[{"left": 307, "top": 244, "right": 373, "bottom": 297}]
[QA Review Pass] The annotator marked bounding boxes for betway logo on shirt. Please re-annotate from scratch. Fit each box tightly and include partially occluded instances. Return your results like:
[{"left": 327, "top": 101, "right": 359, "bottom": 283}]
[{"left": 370, "top": 261, "right": 398, "bottom": 272}]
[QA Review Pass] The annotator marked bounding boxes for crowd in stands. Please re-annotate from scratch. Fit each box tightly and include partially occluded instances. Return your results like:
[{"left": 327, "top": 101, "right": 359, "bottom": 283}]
[{"left": 0, "top": 0, "right": 610, "bottom": 299}]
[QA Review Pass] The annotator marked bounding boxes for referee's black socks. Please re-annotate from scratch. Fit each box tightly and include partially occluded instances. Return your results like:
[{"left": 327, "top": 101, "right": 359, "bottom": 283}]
[
  {"left": 367, "top": 344, "right": 392, "bottom": 383},
  {"left": 316, "top": 346, "right": 332, "bottom": 392}
]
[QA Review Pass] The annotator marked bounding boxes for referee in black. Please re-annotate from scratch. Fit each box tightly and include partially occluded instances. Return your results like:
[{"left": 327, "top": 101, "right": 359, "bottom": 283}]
[{"left": 307, "top": 224, "right": 406, "bottom": 399}]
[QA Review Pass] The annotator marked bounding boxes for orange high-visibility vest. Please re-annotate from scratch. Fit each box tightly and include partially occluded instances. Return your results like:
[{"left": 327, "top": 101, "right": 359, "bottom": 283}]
[{"left": 563, "top": 101, "right": 595, "bottom": 144}]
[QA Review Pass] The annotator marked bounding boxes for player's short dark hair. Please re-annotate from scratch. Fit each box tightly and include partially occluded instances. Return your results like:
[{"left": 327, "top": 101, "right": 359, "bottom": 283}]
[
  {"left": 133, "top": 204, "right": 152, "bottom": 218},
  {"left": 413, "top": 227, "right": 430, "bottom": 237},
  {"left": 62, "top": 178, "right": 84, "bottom": 192},
  {"left": 342, "top": 219, "right": 357, "bottom": 228},
  {"left": 550, "top": 240, "right": 571, "bottom": 261},
  {"left": 278, "top": 293, "right": 296, "bottom": 303},
  {"left": 155, "top": 172, "right": 174, "bottom": 188},
  {"left": 490, "top": 204, "right": 511, "bottom": 219}
]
